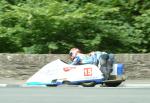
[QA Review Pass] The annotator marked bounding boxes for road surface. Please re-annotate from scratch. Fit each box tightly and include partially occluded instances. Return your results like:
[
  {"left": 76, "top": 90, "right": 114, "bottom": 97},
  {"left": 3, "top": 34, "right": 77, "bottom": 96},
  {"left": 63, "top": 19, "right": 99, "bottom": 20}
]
[
  {"left": 0, "top": 80, "right": 150, "bottom": 103},
  {"left": 0, "top": 86, "right": 150, "bottom": 103}
]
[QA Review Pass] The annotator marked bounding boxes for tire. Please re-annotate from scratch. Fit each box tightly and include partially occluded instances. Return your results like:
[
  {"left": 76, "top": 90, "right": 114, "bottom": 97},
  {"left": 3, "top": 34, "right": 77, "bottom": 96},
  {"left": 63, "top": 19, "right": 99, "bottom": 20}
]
[
  {"left": 46, "top": 84, "right": 57, "bottom": 87},
  {"left": 46, "top": 79, "right": 58, "bottom": 87},
  {"left": 104, "top": 81, "right": 122, "bottom": 87},
  {"left": 62, "top": 81, "right": 72, "bottom": 85},
  {"left": 81, "top": 82, "right": 96, "bottom": 87}
]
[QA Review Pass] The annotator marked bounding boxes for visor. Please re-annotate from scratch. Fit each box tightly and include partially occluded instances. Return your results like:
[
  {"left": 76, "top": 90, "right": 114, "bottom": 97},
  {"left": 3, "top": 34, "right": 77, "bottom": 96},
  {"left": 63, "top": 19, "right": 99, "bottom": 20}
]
[{"left": 69, "top": 52, "right": 73, "bottom": 56}]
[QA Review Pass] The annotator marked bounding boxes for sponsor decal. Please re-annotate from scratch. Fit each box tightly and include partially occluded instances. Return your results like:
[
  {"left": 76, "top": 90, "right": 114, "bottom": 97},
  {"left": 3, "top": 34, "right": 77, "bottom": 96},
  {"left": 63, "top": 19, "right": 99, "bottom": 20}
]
[
  {"left": 63, "top": 67, "right": 76, "bottom": 72},
  {"left": 84, "top": 68, "right": 92, "bottom": 76}
]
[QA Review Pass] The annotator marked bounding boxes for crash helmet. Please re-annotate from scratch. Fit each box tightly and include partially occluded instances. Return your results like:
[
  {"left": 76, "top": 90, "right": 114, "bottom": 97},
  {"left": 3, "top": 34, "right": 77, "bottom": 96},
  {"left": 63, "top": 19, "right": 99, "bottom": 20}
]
[{"left": 69, "top": 48, "right": 80, "bottom": 60}]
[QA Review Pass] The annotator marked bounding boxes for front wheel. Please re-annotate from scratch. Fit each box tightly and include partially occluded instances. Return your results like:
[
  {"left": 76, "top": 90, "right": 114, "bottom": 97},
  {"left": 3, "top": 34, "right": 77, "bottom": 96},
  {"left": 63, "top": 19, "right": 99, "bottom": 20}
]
[
  {"left": 46, "top": 84, "right": 57, "bottom": 87},
  {"left": 81, "top": 82, "right": 96, "bottom": 87}
]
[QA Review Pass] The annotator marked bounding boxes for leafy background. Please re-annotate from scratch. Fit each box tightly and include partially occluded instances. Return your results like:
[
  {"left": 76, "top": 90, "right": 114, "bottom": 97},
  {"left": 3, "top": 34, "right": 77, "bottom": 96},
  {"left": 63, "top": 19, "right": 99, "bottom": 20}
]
[{"left": 0, "top": 0, "right": 149, "bottom": 53}]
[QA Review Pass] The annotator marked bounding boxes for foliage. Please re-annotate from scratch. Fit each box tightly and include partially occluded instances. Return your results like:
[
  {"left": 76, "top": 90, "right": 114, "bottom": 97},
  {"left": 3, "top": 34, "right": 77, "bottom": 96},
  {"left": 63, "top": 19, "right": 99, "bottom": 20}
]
[{"left": 0, "top": 0, "right": 150, "bottom": 53}]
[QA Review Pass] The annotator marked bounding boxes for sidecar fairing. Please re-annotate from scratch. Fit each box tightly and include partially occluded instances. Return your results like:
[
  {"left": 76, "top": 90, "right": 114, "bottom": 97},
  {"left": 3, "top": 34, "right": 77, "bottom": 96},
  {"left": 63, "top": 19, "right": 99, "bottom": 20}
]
[{"left": 25, "top": 59, "right": 125, "bottom": 87}]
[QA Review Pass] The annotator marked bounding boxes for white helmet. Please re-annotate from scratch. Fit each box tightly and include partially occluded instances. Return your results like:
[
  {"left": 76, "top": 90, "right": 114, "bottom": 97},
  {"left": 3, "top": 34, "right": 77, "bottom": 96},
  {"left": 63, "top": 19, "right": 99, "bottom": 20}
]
[{"left": 69, "top": 48, "right": 80, "bottom": 60}]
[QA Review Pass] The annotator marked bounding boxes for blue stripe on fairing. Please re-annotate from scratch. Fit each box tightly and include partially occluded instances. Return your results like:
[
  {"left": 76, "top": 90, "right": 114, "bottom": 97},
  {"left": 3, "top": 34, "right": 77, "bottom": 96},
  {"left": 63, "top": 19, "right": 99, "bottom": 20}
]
[
  {"left": 70, "top": 78, "right": 105, "bottom": 85},
  {"left": 26, "top": 82, "right": 62, "bottom": 86},
  {"left": 26, "top": 78, "right": 104, "bottom": 86}
]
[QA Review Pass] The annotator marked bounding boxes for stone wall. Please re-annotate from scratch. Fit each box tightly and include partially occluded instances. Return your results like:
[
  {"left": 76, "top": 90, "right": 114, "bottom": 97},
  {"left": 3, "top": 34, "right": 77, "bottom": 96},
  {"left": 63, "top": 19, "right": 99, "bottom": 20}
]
[
  {"left": 0, "top": 53, "right": 150, "bottom": 80},
  {"left": 115, "top": 54, "right": 150, "bottom": 80}
]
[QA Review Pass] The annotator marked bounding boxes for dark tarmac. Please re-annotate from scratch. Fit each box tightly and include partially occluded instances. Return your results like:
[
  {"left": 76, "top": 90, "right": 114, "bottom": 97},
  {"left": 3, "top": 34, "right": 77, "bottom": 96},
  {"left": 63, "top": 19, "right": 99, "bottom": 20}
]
[{"left": 0, "top": 86, "right": 150, "bottom": 103}]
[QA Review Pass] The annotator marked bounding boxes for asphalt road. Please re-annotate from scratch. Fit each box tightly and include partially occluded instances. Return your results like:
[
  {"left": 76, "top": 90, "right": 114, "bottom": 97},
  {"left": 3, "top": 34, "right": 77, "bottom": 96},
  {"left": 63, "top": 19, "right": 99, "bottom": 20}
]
[{"left": 0, "top": 87, "right": 150, "bottom": 103}]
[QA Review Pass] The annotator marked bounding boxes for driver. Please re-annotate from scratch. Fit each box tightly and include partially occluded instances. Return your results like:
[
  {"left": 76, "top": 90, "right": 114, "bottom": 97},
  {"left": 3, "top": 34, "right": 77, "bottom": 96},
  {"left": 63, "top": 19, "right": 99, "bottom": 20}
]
[{"left": 69, "top": 48, "right": 94, "bottom": 65}]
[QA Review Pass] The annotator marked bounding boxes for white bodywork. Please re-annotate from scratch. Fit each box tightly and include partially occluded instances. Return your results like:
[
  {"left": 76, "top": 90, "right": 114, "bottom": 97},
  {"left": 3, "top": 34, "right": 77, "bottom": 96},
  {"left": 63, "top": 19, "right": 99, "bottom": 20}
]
[{"left": 26, "top": 59, "right": 104, "bottom": 85}]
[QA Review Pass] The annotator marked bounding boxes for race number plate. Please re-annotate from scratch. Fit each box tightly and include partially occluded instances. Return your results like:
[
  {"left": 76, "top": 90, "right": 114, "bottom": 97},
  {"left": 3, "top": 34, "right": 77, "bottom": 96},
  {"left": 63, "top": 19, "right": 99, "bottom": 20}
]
[{"left": 84, "top": 68, "right": 92, "bottom": 76}]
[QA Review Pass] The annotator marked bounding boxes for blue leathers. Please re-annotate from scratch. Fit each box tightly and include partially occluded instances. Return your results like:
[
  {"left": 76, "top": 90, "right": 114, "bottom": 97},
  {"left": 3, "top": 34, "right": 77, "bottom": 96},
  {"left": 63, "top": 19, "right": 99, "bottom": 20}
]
[
  {"left": 90, "top": 51, "right": 115, "bottom": 80},
  {"left": 90, "top": 51, "right": 114, "bottom": 64},
  {"left": 70, "top": 53, "right": 95, "bottom": 65}
]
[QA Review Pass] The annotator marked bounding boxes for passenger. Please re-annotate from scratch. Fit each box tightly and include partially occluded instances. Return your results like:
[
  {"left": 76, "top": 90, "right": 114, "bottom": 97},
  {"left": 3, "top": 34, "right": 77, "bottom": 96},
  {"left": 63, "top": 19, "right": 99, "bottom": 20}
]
[
  {"left": 89, "top": 51, "right": 115, "bottom": 80},
  {"left": 89, "top": 51, "right": 115, "bottom": 68}
]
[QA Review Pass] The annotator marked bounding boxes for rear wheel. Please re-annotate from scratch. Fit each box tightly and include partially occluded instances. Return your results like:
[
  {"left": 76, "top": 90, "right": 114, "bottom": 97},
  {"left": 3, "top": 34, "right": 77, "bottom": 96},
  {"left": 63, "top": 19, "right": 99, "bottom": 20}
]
[
  {"left": 104, "top": 80, "right": 123, "bottom": 87},
  {"left": 81, "top": 82, "right": 96, "bottom": 87}
]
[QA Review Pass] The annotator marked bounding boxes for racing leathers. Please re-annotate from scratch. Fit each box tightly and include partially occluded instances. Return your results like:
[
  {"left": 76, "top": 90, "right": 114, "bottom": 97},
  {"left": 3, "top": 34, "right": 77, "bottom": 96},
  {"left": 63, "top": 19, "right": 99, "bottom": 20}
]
[
  {"left": 90, "top": 51, "right": 115, "bottom": 80},
  {"left": 70, "top": 53, "right": 94, "bottom": 65}
]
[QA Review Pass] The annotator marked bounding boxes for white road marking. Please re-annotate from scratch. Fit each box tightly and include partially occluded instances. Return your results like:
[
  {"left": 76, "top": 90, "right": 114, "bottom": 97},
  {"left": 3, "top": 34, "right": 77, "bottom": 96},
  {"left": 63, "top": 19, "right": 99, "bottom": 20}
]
[
  {"left": 0, "top": 84, "right": 7, "bottom": 87},
  {"left": 124, "top": 84, "right": 150, "bottom": 88}
]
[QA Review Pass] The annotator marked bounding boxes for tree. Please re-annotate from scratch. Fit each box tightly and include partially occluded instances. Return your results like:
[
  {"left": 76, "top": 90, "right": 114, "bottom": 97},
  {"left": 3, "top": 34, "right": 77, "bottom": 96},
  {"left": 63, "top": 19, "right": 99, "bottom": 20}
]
[{"left": 0, "top": 0, "right": 150, "bottom": 53}]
